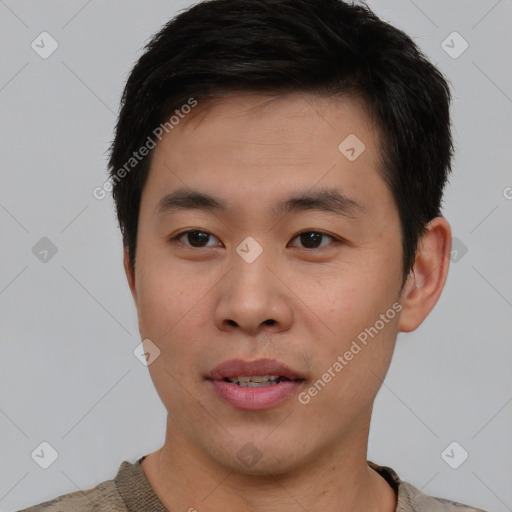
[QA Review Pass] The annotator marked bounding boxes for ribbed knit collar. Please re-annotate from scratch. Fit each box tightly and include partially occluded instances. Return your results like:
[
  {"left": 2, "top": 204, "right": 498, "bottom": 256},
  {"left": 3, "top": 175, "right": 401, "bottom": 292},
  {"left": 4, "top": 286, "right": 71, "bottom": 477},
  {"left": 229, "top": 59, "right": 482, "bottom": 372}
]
[{"left": 115, "top": 456, "right": 412, "bottom": 512}]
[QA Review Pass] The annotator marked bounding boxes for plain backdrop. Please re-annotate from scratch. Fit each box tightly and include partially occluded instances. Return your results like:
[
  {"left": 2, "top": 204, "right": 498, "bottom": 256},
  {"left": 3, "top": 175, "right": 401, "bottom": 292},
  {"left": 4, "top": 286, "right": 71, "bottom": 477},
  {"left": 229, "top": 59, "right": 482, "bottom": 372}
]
[{"left": 1, "top": 1, "right": 511, "bottom": 511}]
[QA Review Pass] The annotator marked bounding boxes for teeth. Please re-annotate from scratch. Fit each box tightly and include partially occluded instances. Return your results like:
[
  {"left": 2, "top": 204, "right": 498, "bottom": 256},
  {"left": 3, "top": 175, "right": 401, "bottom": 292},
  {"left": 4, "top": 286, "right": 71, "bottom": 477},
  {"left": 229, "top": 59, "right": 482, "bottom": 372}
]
[
  {"left": 229, "top": 375, "right": 279, "bottom": 383},
  {"left": 227, "top": 375, "right": 280, "bottom": 386},
  {"left": 237, "top": 381, "right": 278, "bottom": 387}
]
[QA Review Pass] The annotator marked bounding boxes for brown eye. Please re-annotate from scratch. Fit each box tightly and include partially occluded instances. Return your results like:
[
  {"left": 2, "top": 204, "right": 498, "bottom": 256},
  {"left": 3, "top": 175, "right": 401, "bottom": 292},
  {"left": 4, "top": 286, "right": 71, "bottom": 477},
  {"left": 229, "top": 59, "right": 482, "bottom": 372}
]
[
  {"left": 170, "top": 229, "right": 340, "bottom": 250},
  {"left": 172, "top": 230, "right": 220, "bottom": 248},
  {"left": 289, "top": 231, "right": 338, "bottom": 250}
]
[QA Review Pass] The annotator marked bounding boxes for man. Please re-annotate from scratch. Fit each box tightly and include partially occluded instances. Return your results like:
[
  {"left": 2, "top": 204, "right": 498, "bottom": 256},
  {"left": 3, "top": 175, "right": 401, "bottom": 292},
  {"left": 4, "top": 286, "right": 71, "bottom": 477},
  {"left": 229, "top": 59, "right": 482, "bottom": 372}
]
[{"left": 20, "top": 0, "right": 487, "bottom": 510}]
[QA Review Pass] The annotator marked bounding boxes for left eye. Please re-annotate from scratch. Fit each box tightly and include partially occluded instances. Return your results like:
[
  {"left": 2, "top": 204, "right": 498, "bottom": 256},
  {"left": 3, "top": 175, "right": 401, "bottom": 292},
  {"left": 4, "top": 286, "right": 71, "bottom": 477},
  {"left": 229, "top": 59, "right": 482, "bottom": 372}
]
[
  {"left": 171, "top": 229, "right": 338, "bottom": 250},
  {"left": 289, "top": 231, "right": 338, "bottom": 249}
]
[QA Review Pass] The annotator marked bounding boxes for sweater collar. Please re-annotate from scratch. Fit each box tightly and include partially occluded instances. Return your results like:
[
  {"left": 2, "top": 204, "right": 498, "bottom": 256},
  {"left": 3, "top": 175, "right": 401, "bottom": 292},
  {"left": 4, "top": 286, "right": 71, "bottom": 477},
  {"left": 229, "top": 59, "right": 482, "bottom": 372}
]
[{"left": 115, "top": 456, "right": 408, "bottom": 512}]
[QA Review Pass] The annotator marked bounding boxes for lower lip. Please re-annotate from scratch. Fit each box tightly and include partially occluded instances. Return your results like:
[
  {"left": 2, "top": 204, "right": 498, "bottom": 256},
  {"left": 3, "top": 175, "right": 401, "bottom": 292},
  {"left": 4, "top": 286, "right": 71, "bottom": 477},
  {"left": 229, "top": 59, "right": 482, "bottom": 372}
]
[{"left": 209, "top": 379, "right": 303, "bottom": 410}]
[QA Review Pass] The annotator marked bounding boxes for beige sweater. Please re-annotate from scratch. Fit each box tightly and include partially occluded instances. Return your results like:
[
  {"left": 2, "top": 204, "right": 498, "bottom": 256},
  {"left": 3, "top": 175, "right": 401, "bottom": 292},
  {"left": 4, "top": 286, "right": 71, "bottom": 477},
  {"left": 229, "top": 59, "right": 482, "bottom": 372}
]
[{"left": 17, "top": 456, "right": 487, "bottom": 512}]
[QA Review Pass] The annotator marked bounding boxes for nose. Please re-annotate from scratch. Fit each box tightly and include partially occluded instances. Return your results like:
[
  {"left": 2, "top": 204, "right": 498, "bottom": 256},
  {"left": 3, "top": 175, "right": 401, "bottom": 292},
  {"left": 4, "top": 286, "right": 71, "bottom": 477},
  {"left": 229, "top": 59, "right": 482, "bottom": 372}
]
[{"left": 214, "top": 251, "right": 294, "bottom": 336}]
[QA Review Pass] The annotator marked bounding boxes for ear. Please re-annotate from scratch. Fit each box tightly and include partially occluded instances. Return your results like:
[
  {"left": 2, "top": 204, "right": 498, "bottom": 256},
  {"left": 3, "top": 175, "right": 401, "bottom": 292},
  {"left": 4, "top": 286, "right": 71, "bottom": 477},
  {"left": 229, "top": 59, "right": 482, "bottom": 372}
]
[
  {"left": 123, "top": 246, "right": 138, "bottom": 304},
  {"left": 398, "top": 217, "right": 452, "bottom": 333}
]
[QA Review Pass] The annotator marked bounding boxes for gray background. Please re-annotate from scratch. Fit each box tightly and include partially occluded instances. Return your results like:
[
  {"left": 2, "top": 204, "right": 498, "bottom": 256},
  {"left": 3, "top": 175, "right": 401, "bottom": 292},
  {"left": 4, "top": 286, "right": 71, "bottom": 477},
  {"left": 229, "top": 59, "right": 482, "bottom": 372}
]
[{"left": 1, "top": 1, "right": 511, "bottom": 511}]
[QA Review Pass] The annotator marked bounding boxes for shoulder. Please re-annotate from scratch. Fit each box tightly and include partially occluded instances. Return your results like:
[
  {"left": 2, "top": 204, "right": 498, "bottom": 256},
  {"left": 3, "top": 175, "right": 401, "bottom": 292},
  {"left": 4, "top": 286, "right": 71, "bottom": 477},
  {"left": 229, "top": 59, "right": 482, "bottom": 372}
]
[
  {"left": 399, "top": 479, "right": 488, "bottom": 512},
  {"left": 16, "top": 470, "right": 127, "bottom": 512},
  {"left": 368, "top": 461, "right": 488, "bottom": 512}
]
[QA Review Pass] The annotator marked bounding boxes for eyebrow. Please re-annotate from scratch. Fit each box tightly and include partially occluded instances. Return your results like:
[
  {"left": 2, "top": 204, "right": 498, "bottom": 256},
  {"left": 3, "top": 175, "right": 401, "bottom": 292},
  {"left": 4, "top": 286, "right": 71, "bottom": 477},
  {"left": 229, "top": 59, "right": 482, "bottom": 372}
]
[{"left": 154, "top": 186, "right": 365, "bottom": 219}]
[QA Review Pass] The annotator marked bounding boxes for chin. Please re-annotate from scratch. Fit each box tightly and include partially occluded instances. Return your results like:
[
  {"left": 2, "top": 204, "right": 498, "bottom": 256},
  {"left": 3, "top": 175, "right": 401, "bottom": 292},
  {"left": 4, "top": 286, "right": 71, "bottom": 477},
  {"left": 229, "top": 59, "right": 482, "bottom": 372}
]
[{"left": 205, "top": 434, "right": 310, "bottom": 477}]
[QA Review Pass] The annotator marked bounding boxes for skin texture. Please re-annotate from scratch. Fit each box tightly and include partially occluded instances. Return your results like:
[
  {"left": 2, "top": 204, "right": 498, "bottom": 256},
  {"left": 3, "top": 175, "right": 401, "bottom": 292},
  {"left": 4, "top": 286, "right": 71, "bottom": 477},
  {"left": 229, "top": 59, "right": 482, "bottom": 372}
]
[{"left": 124, "top": 92, "right": 451, "bottom": 512}]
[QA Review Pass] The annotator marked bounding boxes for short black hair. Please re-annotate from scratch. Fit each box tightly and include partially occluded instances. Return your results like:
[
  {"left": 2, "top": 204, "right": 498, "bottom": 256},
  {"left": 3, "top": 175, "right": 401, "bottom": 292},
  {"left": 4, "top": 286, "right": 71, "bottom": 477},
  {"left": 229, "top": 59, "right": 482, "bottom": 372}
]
[{"left": 108, "top": 0, "right": 453, "bottom": 282}]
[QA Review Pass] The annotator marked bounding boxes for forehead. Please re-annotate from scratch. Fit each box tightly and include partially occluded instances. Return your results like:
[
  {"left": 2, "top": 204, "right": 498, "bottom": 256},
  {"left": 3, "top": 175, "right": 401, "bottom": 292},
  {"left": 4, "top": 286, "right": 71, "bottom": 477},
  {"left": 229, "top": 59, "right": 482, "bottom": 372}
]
[
  {"left": 143, "top": 92, "right": 389, "bottom": 220},
  {"left": 165, "top": 91, "right": 378, "bottom": 162}
]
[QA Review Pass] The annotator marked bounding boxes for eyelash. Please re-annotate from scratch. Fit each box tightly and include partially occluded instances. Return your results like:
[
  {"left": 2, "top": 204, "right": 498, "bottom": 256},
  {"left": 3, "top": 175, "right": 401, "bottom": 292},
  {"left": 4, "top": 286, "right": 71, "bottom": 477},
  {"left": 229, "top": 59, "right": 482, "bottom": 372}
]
[{"left": 169, "top": 229, "right": 341, "bottom": 251}]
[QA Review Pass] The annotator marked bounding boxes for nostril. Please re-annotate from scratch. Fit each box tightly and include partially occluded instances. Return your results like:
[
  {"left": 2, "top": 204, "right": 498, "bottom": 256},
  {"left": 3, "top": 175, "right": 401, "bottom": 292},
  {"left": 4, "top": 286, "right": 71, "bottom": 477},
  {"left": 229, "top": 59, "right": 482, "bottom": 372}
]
[{"left": 263, "top": 319, "right": 276, "bottom": 325}]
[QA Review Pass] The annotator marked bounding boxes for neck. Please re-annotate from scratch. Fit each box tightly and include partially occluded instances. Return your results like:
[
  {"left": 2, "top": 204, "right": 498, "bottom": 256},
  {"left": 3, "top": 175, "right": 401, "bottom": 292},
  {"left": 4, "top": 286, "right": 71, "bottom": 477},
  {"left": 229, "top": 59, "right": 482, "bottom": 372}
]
[{"left": 141, "top": 415, "right": 397, "bottom": 512}]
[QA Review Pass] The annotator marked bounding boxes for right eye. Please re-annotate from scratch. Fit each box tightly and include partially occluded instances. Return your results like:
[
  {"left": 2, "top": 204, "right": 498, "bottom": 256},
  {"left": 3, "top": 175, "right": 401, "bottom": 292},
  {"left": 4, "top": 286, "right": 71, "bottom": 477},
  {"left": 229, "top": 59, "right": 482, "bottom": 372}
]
[{"left": 170, "top": 229, "right": 222, "bottom": 248}]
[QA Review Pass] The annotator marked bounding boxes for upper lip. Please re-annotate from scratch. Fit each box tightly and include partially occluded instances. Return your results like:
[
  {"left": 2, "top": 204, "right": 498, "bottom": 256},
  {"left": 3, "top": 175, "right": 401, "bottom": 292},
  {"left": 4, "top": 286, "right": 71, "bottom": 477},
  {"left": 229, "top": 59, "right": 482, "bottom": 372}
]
[{"left": 207, "top": 358, "right": 305, "bottom": 381}]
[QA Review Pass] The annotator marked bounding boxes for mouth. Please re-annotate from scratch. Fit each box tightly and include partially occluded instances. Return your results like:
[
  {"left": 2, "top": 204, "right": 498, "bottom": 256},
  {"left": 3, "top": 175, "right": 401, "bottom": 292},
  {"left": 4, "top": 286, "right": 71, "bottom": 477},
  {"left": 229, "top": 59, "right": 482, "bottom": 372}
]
[
  {"left": 222, "top": 375, "right": 294, "bottom": 387},
  {"left": 206, "top": 358, "right": 306, "bottom": 410},
  {"left": 207, "top": 357, "right": 305, "bottom": 381}
]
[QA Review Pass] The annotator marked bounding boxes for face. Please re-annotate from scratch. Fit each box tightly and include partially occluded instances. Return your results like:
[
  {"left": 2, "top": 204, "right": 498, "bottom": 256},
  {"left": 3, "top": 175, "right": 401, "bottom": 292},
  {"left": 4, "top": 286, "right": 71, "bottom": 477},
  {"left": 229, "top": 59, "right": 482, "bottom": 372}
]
[{"left": 127, "top": 92, "right": 406, "bottom": 474}]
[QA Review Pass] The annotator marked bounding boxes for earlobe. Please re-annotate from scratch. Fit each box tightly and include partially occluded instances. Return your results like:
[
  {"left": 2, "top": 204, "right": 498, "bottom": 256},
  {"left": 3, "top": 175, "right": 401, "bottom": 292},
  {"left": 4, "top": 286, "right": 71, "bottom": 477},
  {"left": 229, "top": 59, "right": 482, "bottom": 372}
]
[
  {"left": 398, "top": 217, "right": 452, "bottom": 333},
  {"left": 123, "top": 246, "right": 137, "bottom": 304}
]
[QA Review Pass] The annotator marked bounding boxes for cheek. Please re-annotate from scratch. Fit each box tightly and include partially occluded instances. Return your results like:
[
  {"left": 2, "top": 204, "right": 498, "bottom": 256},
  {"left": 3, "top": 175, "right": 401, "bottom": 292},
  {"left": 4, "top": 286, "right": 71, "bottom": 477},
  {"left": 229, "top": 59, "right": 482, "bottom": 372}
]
[
  {"left": 135, "top": 261, "right": 212, "bottom": 367},
  {"left": 135, "top": 245, "right": 191, "bottom": 335},
  {"left": 307, "top": 262, "right": 401, "bottom": 378},
  {"left": 137, "top": 274, "right": 202, "bottom": 408},
  {"left": 309, "top": 315, "right": 399, "bottom": 421},
  {"left": 318, "top": 265, "right": 398, "bottom": 327}
]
